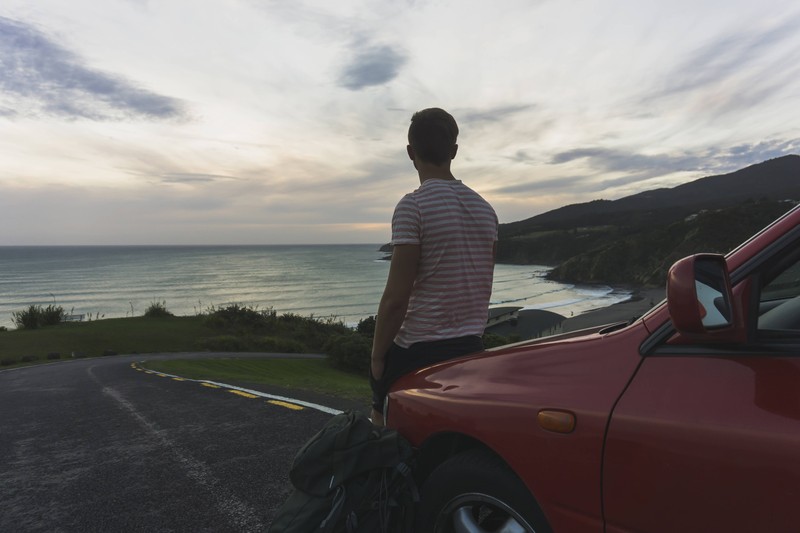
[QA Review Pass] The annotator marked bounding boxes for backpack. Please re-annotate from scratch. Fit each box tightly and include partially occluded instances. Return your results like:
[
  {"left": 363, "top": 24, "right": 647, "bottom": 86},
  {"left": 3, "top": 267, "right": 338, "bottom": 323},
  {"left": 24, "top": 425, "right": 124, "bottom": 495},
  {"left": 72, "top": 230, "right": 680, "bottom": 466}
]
[{"left": 268, "top": 410, "right": 418, "bottom": 533}]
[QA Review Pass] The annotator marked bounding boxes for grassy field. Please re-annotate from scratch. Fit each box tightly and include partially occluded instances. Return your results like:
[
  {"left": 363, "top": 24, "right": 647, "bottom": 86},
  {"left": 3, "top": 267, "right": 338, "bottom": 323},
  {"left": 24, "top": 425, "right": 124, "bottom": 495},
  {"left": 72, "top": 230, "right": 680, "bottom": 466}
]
[
  {"left": 0, "top": 311, "right": 371, "bottom": 400},
  {"left": 142, "top": 358, "right": 371, "bottom": 401},
  {"left": 0, "top": 316, "right": 223, "bottom": 361}
]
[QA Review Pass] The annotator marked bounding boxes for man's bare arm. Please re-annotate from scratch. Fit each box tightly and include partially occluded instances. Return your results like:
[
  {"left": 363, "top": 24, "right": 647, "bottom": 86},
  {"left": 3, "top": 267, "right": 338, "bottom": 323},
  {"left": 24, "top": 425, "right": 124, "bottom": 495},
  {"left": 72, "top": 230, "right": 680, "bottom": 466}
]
[{"left": 370, "top": 244, "right": 420, "bottom": 380}]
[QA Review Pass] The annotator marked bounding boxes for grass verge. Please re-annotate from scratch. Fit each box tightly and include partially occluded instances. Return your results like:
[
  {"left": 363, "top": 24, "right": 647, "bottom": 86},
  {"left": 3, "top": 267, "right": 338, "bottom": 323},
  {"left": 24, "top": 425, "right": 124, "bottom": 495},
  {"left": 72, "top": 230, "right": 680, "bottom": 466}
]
[
  {"left": 1, "top": 305, "right": 376, "bottom": 401},
  {"left": 142, "top": 358, "right": 370, "bottom": 401},
  {"left": 0, "top": 316, "right": 220, "bottom": 361}
]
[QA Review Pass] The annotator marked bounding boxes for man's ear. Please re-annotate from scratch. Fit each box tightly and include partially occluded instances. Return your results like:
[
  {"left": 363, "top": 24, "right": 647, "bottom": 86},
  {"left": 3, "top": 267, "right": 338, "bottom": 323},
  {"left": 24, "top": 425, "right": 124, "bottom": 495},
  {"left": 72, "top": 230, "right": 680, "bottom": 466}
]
[
  {"left": 407, "top": 145, "right": 415, "bottom": 161},
  {"left": 451, "top": 144, "right": 458, "bottom": 160}
]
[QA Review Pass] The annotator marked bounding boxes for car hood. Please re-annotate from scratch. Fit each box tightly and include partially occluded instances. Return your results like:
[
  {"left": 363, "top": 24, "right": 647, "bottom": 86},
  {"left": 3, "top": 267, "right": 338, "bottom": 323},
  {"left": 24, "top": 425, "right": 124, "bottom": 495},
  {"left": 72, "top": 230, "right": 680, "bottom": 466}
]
[{"left": 390, "top": 319, "right": 647, "bottom": 412}]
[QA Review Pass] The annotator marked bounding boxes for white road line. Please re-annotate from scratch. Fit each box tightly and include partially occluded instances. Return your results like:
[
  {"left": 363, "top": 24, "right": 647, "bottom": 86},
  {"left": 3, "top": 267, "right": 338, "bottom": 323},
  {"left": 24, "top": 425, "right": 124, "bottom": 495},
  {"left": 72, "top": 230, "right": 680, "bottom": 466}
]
[
  {"left": 101, "top": 385, "right": 266, "bottom": 533},
  {"left": 136, "top": 364, "right": 343, "bottom": 415}
]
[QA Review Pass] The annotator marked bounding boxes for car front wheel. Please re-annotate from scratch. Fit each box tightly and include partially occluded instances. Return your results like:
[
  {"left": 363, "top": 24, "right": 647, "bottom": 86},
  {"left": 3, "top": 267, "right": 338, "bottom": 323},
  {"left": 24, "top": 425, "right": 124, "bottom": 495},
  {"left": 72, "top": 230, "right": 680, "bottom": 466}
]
[{"left": 416, "top": 449, "right": 549, "bottom": 533}]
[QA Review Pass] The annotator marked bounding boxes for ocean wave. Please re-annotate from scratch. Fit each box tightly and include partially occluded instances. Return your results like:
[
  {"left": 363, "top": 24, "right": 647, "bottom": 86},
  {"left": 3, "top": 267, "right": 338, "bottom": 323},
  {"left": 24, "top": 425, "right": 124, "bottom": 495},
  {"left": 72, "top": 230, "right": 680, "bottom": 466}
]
[{"left": 0, "top": 246, "right": 628, "bottom": 328}]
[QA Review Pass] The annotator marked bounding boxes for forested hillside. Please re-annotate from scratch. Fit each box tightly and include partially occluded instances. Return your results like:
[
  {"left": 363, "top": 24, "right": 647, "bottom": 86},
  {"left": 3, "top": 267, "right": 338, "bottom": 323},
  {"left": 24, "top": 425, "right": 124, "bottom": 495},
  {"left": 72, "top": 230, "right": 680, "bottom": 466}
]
[{"left": 496, "top": 155, "right": 800, "bottom": 286}]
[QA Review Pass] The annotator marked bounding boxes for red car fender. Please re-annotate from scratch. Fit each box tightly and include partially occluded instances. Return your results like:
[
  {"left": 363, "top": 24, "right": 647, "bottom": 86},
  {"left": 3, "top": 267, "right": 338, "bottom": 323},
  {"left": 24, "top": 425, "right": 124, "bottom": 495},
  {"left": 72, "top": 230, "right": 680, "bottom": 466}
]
[{"left": 388, "top": 324, "right": 650, "bottom": 532}]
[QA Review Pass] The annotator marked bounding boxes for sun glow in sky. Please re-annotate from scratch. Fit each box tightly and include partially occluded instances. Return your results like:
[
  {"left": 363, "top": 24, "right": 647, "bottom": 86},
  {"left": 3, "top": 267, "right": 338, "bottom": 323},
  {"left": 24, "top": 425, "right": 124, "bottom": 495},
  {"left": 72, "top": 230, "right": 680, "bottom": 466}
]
[{"left": 2, "top": 0, "right": 799, "bottom": 245}]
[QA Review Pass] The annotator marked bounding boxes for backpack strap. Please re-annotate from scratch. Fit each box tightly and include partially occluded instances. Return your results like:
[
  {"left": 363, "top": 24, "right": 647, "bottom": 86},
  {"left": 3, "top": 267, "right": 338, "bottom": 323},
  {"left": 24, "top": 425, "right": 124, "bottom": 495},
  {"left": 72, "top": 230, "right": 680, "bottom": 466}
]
[
  {"left": 330, "top": 414, "right": 358, "bottom": 490},
  {"left": 318, "top": 485, "right": 346, "bottom": 532},
  {"left": 395, "top": 461, "right": 419, "bottom": 502}
]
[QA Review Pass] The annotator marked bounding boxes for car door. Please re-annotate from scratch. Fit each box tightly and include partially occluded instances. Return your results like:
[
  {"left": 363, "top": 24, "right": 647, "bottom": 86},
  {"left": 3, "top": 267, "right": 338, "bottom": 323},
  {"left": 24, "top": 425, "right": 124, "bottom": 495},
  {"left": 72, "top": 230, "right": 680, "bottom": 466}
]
[{"left": 602, "top": 251, "right": 800, "bottom": 533}]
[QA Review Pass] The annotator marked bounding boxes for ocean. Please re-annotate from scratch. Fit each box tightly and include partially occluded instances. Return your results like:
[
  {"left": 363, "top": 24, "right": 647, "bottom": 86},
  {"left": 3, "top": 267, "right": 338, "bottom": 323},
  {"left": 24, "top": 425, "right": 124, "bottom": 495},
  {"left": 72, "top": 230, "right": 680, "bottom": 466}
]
[{"left": 0, "top": 245, "right": 631, "bottom": 330}]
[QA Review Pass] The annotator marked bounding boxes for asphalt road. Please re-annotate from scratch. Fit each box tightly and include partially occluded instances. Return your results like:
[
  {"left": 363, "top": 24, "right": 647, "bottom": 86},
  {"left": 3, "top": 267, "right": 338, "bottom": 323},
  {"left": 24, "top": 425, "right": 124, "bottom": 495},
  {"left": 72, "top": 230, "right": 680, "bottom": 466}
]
[{"left": 0, "top": 353, "right": 362, "bottom": 532}]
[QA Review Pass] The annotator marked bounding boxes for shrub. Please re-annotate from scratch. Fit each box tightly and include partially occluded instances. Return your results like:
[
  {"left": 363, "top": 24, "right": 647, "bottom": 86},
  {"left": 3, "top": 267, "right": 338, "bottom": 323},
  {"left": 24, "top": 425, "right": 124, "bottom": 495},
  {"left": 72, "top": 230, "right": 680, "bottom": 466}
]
[
  {"left": 144, "top": 300, "right": 173, "bottom": 318},
  {"left": 12, "top": 304, "right": 66, "bottom": 329},
  {"left": 277, "top": 313, "right": 349, "bottom": 351},
  {"left": 12, "top": 305, "right": 42, "bottom": 329},
  {"left": 325, "top": 332, "right": 371, "bottom": 374},
  {"left": 47, "top": 353, "right": 61, "bottom": 360},
  {"left": 204, "top": 304, "right": 277, "bottom": 331},
  {"left": 482, "top": 333, "right": 511, "bottom": 349},
  {"left": 41, "top": 304, "right": 67, "bottom": 326},
  {"left": 20, "top": 355, "right": 38, "bottom": 363},
  {"left": 0, "top": 326, "right": 7, "bottom": 332},
  {"left": 195, "top": 335, "right": 246, "bottom": 351},
  {"left": 252, "top": 336, "right": 306, "bottom": 353},
  {"left": 356, "top": 316, "right": 376, "bottom": 338},
  {"left": 1, "top": 357, "right": 17, "bottom": 366}
]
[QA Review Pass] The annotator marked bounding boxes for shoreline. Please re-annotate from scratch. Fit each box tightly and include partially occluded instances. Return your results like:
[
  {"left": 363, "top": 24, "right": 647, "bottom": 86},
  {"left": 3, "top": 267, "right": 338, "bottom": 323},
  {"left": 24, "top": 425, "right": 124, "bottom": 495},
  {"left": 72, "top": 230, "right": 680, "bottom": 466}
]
[
  {"left": 560, "top": 286, "right": 666, "bottom": 332},
  {"left": 485, "top": 285, "right": 663, "bottom": 339}
]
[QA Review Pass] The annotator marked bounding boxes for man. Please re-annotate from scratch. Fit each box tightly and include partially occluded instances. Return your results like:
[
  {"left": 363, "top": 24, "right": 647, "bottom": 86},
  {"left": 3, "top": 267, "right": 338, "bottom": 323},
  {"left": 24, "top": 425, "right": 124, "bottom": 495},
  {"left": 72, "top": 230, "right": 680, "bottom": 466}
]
[{"left": 370, "top": 107, "right": 498, "bottom": 426}]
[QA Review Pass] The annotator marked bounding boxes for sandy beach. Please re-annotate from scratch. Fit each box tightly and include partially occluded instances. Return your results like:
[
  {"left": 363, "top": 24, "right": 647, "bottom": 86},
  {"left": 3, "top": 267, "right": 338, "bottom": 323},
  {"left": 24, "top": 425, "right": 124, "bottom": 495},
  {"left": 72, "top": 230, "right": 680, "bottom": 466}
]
[
  {"left": 486, "top": 286, "right": 667, "bottom": 339},
  {"left": 560, "top": 287, "right": 666, "bottom": 332}
]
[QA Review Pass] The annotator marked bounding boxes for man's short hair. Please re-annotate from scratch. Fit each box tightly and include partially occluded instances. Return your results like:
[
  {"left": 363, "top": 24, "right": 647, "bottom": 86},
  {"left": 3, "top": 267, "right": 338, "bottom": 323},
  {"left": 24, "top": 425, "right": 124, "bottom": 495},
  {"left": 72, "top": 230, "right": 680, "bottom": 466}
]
[{"left": 408, "top": 108, "right": 459, "bottom": 166}]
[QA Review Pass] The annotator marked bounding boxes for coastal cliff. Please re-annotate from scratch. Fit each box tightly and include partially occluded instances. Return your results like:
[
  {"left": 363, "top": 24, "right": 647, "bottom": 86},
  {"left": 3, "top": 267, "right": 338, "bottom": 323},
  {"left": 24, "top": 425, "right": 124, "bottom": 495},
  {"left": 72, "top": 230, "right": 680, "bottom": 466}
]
[{"left": 496, "top": 155, "right": 800, "bottom": 286}]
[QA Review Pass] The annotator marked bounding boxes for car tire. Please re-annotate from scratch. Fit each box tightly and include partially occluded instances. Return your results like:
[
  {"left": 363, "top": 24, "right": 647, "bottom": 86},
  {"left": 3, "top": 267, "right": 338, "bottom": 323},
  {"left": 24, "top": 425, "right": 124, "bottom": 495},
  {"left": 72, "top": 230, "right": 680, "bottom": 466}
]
[{"left": 416, "top": 448, "right": 550, "bottom": 533}]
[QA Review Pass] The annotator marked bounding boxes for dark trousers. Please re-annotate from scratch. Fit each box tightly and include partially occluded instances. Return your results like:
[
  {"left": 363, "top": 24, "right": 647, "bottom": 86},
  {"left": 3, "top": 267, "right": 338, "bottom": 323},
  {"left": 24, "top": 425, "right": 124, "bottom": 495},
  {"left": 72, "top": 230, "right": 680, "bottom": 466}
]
[{"left": 370, "top": 335, "right": 483, "bottom": 412}]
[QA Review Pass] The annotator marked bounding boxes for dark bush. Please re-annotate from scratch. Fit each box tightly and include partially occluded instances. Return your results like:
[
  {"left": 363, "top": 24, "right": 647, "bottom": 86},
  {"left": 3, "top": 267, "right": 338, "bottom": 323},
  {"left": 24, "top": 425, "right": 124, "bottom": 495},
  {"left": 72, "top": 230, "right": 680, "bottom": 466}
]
[
  {"left": 482, "top": 333, "right": 512, "bottom": 349},
  {"left": 47, "top": 352, "right": 61, "bottom": 360},
  {"left": 356, "top": 315, "right": 376, "bottom": 338},
  {"left": 195, "top": 335, "right": 246, "bottom": 351},
  {"left": 252, "top": 336, "right": 306, "bottom": 353},
  {"left": 101, "top": 350, "right": 117, "bottom": 357},
  {"left": 144, "top": 300, "right": 173, "bottom": 318},
  {"left": 40, "top": 304, "right": 67, "bottom": 326},
  {"left": 12, "top": 304, "right": 66, "bottom": 329},
  {"left": 277, "top": 313, "right": 349, "bottom": 351},
  {"left": 324, "top": 333, "right": 371, "bottom": 374},
  {"left": 1, "top": 357, "right": 17, "bottom": 366},
  {"left": 20, "top": 355, "right": 39, "bottom": 363},
  {"left": 12, "top": 305, "right": 42, "bottom": 329},
  {"left": 204, "top": 304, "right": 277, "bottom": 331}
]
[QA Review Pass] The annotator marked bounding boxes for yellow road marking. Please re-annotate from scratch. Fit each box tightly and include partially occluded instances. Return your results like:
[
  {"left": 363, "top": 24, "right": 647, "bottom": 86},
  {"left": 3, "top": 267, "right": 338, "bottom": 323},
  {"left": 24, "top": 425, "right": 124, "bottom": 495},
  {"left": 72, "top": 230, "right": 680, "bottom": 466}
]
[
  {"left": 268, "top": 400, "right": 304, "bottom": 411},
  {"left": 133, "top": 365, "right": 339, "bottom": 414},
  {"left": 230, "top": 390, "right": 259, "bottom": 399}
]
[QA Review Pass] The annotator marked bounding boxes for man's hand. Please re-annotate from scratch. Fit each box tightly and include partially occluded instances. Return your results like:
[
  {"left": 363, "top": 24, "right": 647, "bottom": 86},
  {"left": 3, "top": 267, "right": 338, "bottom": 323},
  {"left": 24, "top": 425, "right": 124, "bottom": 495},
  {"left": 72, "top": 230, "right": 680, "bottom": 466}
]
[
  {"left": 371, "top": 409, "right": 385, "bottom": 427},
  {"left": 369, "top": 244, "right": 419, "bottom": 428}
]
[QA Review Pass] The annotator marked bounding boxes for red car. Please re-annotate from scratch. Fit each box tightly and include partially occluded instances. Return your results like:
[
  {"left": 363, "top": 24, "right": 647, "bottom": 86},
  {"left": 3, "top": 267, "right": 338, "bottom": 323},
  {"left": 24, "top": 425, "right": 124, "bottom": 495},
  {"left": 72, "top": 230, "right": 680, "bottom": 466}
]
[{"left": 386, "top": 204, "right": 800, "bottom": 533}]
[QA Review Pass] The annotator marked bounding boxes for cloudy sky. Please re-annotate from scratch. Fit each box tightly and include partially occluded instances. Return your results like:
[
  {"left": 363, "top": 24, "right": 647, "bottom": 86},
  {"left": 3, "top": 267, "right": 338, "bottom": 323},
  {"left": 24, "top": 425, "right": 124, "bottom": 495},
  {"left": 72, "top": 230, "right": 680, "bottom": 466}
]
[{"left": 1, "top": 0, "right": 799, "bottom": 245}]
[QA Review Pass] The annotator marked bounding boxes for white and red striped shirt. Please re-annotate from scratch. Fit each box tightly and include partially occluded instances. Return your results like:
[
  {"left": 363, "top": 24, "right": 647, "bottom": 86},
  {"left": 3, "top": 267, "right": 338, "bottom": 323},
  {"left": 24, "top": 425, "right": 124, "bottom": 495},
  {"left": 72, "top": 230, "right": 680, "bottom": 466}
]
[{"left": 392, "top": 179, "right": 498, "bottom": 347}]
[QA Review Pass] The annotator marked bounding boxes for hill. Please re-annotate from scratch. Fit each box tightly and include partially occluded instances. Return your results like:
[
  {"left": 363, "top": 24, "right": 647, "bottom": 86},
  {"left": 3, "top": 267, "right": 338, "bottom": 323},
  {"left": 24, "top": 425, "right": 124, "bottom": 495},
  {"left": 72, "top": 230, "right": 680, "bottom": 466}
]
[{"left": 496, "top": 155, "right": 800, "bottom": 286}]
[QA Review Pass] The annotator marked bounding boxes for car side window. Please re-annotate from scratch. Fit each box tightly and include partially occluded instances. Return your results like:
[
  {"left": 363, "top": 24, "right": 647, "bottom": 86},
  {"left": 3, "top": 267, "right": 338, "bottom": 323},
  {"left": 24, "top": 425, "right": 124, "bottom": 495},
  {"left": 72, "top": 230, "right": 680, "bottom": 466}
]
[{"left": 757, "top": 258, "right": 800, "bottom": 333}]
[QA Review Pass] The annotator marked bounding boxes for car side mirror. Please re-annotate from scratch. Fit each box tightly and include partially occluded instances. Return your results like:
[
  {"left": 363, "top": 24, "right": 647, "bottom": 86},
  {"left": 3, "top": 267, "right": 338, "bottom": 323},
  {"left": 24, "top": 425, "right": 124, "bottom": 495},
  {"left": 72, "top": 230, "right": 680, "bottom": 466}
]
[{"left": 667, "top": 254, "right": 738, "bottom": 338}]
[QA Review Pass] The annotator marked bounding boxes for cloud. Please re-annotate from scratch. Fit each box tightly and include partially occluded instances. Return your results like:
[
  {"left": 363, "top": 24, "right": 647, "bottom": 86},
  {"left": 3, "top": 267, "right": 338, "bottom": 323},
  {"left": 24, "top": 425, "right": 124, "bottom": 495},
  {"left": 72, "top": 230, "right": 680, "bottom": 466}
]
[
  {"left": 460, "top": 104, "right": 537, "bottom": 125},
  {"left": 644, "top": 13, "right": 800, "bottom": 115},
  {"left": 338, "top": 44, "right": 407, "bottom": 90},
  {"left": 551, "top": 148, "right": 705, "bottom": 176},
  {"left": 492, "top": 175, "right": 589, "bottom": 195},
  {"left": 0, "top": 16, "right": 188, "bottom": 121},
  {"left": 160, "top": 173, "right": 242, "bottom": 184},
  {"left": 704, "top": 139, "right": 800, "bottom": 172},
  {"left": 554, "top": 139, "right": 798, "bottom": 175},
  {"left": 547, "top": 139, "right": 800, "bottom": 193}
]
